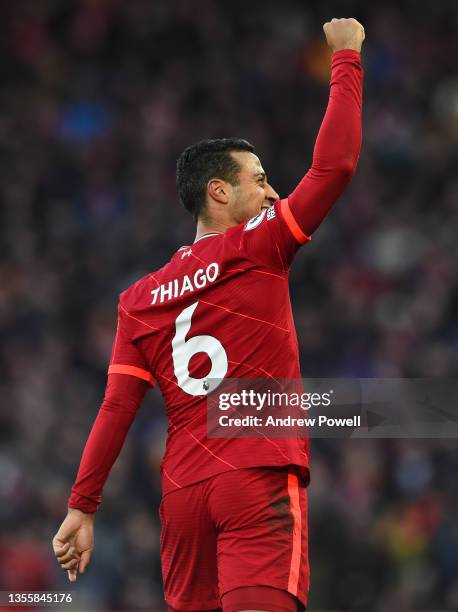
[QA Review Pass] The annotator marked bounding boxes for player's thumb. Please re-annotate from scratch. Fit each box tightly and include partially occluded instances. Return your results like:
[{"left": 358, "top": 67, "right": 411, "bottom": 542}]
[{"left": 78, "top": 549, "right": 92, "bottom": 574}]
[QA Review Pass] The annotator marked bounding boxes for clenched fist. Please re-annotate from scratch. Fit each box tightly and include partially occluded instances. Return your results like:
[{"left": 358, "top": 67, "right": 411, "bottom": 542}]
[{"left": 323, "top": 18, "right": 365, "bottom": 53}]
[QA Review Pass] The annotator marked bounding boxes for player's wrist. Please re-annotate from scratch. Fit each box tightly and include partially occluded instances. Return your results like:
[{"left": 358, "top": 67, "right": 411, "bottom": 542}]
[
  {"left": 332, "top": 48, "right": 361, "bottom": 57},
  {"left": 67, "top": 506, "right": 96, "bottom": 519},
  {"left": 331, "top": 49, "right": 362, "bottom": 69}
]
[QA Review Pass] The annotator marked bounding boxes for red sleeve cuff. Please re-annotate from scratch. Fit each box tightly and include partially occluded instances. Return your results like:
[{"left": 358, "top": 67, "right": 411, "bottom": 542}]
[
  {"left": 68, "top": 490, "right": 100, "bottom": 514},
  {"left": 331, "top": 49, "right": 361, "bottom": 66}
]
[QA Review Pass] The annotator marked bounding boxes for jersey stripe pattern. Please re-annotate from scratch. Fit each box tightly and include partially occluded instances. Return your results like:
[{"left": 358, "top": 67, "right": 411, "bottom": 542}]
[{"left": 111, "top": 198, "right": 311, "bottom": 495}]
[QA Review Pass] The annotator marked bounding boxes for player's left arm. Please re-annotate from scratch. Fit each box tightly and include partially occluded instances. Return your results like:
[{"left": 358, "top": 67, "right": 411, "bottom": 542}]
[
  {"left": 67, "top": 301, "right": 155, "bottom": 513},
  {"left": 54, "top": 372, "right": 148, "bottom": 581},
  {"left": 54, "top": 300, "right": 154, "bottom": 581}
]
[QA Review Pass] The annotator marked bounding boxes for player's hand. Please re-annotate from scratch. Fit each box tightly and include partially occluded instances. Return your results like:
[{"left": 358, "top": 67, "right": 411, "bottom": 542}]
[
  {"left": 52, "top": 508, "right": 95, "bottom": 582},
  {"left": 323, "top": 18, "right": 365, "bottom": 53}
]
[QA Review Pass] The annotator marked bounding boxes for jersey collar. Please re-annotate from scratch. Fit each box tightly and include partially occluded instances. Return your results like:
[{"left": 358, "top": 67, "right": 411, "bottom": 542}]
[
  {"left": 193, "top": 231, "right": 224, "bottom": 244},
  {"left": 177, "top": 232, "right": 224, "bottom": 252}
]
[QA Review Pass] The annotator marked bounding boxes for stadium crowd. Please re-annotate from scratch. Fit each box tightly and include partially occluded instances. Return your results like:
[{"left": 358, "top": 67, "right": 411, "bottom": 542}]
[{"left": 0, "top": 0, "right": 457, "bottom": 610}]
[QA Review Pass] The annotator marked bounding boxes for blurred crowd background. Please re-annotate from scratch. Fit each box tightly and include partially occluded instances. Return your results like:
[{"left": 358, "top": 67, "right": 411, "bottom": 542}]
[{"left": 0, "top": 0, "right": 457, "bottom": 610}]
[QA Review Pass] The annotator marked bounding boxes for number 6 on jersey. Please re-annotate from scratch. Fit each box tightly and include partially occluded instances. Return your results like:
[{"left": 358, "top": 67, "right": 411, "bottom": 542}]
[{"left": 172, "top": 301, "right": 228, "bottom": 396}]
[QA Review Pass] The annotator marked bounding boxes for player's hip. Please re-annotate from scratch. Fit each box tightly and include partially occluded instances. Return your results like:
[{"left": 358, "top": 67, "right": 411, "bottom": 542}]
[{"left": 159, "top": 466, "right": 309, "bottom": 608}]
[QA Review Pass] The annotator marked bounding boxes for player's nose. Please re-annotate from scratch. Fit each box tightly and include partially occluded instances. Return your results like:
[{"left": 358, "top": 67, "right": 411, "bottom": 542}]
[{"left": 265, "top": 183, "right": 280, "bottom": 204}]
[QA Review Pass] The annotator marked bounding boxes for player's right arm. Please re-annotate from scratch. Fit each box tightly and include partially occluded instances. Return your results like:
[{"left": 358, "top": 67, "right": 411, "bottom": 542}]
[
  {"left": 237, "top": 18, "right": 365, "bottom": 271},
  {"left": 285, "top": 18, "right": 365, "bottom": 236}
]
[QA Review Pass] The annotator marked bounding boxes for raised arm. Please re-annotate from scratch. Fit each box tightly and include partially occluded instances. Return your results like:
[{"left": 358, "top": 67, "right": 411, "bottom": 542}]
[
  {"left": 286, "top": 18, "right": 365, "bottom": 236},
  {"left": 237, "top": 18, "right": 365, "bottom": 270}
]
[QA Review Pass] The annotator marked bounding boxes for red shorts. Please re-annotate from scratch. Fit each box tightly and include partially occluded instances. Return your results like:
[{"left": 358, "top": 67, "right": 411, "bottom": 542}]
[{"left": 159, "top": 466, "right": 309, "bottom": 611}]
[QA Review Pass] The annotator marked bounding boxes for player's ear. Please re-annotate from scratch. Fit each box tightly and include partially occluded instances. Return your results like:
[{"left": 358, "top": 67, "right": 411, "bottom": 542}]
[{"left": 207, "top": 178, "right": 230, "bottom": 205}]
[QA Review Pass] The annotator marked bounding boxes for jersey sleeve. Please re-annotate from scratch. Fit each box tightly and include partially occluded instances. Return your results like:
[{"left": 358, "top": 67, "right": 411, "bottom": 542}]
[
  {"left": 108, "top": 302, "right": 156, "bottom": 386},
  {"left": 68, "top": 372, "right": 148, "bottom": 513},
  {"left": 230, "top": 49, "right": 363, "bottom": 272},
  {"left": 233, "top": 198, "right": 311, "bottom": 273},
  {"left": 68, "top": 301, "right": 152, "bottom": 513}
]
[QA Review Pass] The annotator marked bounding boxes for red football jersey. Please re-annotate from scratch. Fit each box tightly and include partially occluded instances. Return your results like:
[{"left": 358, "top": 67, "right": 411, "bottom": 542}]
[
  {"left": 68, "top": 50, "right": 363, "bottom": 510},
  {"left": 110, "top": 199, "right": 311, "bottom": 495}
]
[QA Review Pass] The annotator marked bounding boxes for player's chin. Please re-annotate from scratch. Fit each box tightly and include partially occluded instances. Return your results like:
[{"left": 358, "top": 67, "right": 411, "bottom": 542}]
[
  {"left": 257, "top": 203, "right": 270, "bottom": 215},
  {"left": 243, "top": 202, "right": 266, "bottom": 222}
]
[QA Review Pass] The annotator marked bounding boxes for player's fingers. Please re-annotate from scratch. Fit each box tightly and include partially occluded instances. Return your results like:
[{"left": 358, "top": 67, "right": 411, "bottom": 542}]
[
  {"left": 55, "top": 542, "right": 75, "bottom": 556},
  {"left": 323, "top": 22, "right": 332, "bottom": 40},
  {"left": 56, "top": 548, "right": 80, "bottom": 564},
  {"left": 61, "top": 557, "right": 79, "bottom": 571},
  {"left": 78, "top": 549, "right": 92, "bottom": 574},
  {"left": 56, "top": 551, "right": 74, "bottom": 564},
  {"left": 67, "top": 569, "right": 77, "bottom": 583},
  {"left": 53, "top": 540, "right": 71, "bottom": 559},
  {"left": 55, "top": 542, "right": 79, "bottom": 560},
  {"left": 348, "top": 18, "right": 365, "bottom": 35}
]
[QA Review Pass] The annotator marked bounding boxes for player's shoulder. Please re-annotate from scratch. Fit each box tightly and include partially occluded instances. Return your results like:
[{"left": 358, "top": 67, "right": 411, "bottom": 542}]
[
  {"left": 119, "top": 259, "right": 171, "bottom": 309},
  {"left": 218, "top": 201, "right": 281, "bottom": 252},
  {"left": 230, "top": 201, "right": 280, "bottom": 237},
  {"left": 119, "top": 203, "right": 284, "bottom": 307},
  {"left": 118, "top": 244, "right": 202, "bottom": 308}
]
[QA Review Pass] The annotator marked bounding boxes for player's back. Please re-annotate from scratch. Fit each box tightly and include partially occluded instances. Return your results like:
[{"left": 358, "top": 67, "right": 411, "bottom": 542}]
[{"left": 113, "top": 201, "right": 311, "bottom": 495}]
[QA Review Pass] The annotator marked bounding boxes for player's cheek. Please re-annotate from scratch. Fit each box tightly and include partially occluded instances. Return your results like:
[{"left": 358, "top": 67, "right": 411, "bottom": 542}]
[
  {"left": 253, "top": 188, "right": 263, "bottom": 209},
  {"left": 245, "top": 195, "right": 257, "bottom": 216}
]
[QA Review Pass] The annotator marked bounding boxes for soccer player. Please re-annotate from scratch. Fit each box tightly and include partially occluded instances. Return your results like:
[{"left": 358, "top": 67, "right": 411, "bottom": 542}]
[{"left": 53, "top": 18, "right": 365, "bottom": 612}]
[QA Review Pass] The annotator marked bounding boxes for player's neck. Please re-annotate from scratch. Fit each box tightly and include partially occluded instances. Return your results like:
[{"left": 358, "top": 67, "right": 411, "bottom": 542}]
[{"left": 195, "top": 218, "right": 231, "bottom": 242}]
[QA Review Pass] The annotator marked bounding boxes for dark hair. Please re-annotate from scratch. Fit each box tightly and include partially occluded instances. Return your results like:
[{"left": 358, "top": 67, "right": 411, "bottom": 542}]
[{"left": 176, "top": 138, "right": 255, "bottom": 220}]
